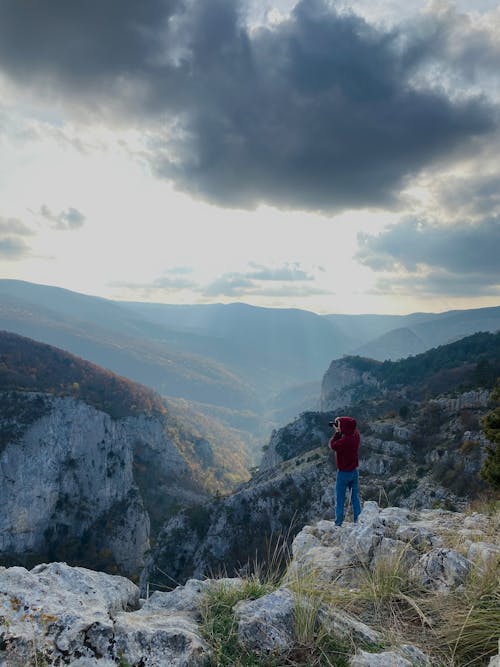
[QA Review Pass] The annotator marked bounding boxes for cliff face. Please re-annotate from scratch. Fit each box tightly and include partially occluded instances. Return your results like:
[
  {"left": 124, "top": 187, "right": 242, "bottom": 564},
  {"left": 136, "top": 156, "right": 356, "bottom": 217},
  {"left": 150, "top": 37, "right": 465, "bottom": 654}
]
[
  {"left": 0, "top": 391, "right": 202, "bottom": 578},
  {"left": 320, "top": 359, "right": 379, "bottom": 412}
]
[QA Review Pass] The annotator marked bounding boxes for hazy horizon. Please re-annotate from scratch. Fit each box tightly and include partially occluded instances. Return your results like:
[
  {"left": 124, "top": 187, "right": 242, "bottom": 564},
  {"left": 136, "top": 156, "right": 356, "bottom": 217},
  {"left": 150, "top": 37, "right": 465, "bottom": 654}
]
[{"left": 2, "top": 277, "right": 499, "bottom": 318}]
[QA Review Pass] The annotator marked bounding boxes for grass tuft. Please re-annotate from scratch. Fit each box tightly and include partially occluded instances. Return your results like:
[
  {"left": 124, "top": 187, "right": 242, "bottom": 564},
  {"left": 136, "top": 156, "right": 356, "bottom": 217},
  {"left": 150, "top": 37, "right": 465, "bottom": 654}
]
[{"left": 432, "top": 555, "right": 500, "bottom": 666}]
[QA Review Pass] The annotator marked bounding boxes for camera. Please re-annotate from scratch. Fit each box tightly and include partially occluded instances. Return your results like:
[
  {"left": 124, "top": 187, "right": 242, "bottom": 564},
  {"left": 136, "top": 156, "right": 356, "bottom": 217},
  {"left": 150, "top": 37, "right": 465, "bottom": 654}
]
[{"left": 329, "top": 419, "right": 339, "bottom": 428}]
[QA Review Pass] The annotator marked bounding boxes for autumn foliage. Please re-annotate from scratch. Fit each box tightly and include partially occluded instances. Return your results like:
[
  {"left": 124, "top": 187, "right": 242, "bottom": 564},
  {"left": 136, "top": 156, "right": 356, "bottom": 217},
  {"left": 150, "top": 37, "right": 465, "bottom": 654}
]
[{"left": 0, "top": 330, "right": 167, "bottom": 419}]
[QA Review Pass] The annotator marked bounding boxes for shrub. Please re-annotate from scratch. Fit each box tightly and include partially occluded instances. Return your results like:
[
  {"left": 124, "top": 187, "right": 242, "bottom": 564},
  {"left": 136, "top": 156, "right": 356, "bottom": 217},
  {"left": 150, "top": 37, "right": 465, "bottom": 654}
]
[
  {"left": 481, "top": 381, "right": 500, "bottom": 490},
  {"left": 200, "top": 579, "right": 279, "bottom": 667}
]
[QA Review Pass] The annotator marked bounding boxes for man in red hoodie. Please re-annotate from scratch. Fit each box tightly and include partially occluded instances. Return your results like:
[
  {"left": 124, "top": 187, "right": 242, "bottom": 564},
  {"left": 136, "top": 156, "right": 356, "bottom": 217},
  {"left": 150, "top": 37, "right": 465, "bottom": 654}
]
[{"left": 329, "top": 416, "right": 361, "bottom": 526}]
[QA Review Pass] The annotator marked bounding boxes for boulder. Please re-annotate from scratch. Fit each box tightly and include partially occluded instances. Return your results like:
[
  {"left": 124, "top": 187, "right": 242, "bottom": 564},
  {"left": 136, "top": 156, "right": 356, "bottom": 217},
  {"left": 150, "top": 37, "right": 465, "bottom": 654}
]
[
  {"left": 395, "top": 525, "right": 437, "bottom": 550},
  {"left": 287, "top": 545, "right": 358, "bottom": 587},
  {"left": 113, "top": 610, "right": 209, "bottom": 667},
  {"left": 0, "top": 562, "right": 209, "bottom": 666},
  {"left": 373, "top": 538, "right": 418, "bottom": 567},
  {"left": 235, "top": 587, "right": 295, "bottom": 655},
  {"left": 350, "top": 644, "right": 431, "bottom": 666},
  {"left": 467, "top": 542, "right": 500, "bottom": 568},
  {"left": 410, "top": 548, "right": 472, "bottom": 592},
  {"left": 319, "top": 606, "right": 383, "bottom": 645},
  {"left": 291, "top": 527, "right": 322, "bottom": 559},
  {"left": 0, "top": 562, "right": 138, "bottom": 662}
]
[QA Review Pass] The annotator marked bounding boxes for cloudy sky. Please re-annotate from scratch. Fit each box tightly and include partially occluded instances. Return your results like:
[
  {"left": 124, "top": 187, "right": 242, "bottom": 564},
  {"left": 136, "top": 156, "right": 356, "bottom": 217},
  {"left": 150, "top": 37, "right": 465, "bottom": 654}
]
[{"left": 0, "top": 0, "right": 499, "bottom": 314}]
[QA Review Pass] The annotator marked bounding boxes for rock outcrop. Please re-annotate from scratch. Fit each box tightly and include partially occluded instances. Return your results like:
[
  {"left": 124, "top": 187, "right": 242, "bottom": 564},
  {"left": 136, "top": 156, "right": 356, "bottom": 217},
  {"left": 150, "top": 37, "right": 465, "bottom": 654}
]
[
  {"left": 320, "top": 359, "right": 380, "bottom": 412},
  {"left": 0, "top": 392, "right": 204, "bottom": 577},
  {"left": 0, "top": 562, "right": 208, "bottom": 666},
  {"left": 2, "top": 502, "right": 498, "bottom": 666}
]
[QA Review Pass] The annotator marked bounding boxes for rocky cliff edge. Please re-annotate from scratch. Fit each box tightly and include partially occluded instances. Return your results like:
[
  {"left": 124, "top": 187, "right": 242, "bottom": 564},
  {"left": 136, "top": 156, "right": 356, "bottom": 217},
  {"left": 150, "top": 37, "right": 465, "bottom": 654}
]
[{"left": 1, "top": 502, "right": 498, "bottom": 666}]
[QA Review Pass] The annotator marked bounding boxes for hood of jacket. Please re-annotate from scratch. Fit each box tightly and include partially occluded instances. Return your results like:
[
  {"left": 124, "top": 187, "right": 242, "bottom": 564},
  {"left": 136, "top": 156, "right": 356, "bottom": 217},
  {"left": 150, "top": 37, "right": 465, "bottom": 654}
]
[{"left": 338, "top": 416, "right": 357, "bottom": 436}]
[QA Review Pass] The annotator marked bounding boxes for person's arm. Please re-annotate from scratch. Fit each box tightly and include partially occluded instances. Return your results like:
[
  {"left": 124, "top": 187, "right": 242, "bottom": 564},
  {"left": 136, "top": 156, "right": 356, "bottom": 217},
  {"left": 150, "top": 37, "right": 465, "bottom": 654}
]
[{"left": 329, "top": 432, "right": 344, "bottom": 450}]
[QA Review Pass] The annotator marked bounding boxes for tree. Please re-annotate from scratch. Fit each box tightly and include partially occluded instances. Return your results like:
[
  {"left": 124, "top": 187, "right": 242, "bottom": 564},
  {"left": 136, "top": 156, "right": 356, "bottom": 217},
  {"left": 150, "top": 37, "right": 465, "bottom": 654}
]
[{"left": 480, "top": 380, "right": 500, "bottom": 490}]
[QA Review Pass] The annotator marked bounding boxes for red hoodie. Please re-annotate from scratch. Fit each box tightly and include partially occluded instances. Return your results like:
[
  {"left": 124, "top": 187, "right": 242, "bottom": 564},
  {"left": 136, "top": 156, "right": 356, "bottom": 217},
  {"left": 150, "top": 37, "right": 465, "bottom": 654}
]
[{"left": 329, "top": 416, "right": 360, "bottom": 472}]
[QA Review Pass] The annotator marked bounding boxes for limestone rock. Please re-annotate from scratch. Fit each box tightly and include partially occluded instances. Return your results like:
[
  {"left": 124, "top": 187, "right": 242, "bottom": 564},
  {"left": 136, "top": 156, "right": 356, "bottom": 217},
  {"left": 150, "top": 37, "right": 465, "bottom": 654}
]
[
  {"left": 467, "top": 541, "right": 500, "bottom": 567},
  {"left": 143, "top": 577, "right": 244, "bottom": 619},
  {"left": 235, "top": 587, "right": 295, "bottom": 654},
  {"left": 113, "top": 610, "right": 209, "bottom": 667},
  {"left": 320, "top": 359, "right": 379, "bottom": 413},
  {"left": 291, "top": 526, "right": 322, "bottom": 558},
  {"left": 0, "top": 562, "right": 139, "bottom": 663},
  {"left": 319, "top": 606, "right": 383, "bottom": 645},
  {"left": 350, "top": 644, "right": 431, "bottom": 666},
  {"left": 410, "top": 548, "right": 472, "bottom": 592},
  {"left": 350, "top": 650, "right": 413, "bottom": 666},
  {"left": 373, "top": 538, "right": 418, "bottom": 567},
  {"left": 0, "top": 562, "right": 211, "bottom": 666}
]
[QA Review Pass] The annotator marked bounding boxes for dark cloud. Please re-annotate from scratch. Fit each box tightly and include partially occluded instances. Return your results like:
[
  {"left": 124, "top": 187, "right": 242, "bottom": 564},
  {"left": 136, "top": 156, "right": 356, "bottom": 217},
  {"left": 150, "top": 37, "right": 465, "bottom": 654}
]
[
  {"left": 357, "top": 215, "right": 500, "bottom": 295},
  {"left": 39, "top": 205, "right": 86, "bottom": 231},
  {"left": 0, "top": 0, "right": 497, "bottom": 211},
  {"left": 0, "top": 0, "right": 181, "bottom": 96},
  {"left": 153, "top": 0, "right": 496, "bottom": 211}
]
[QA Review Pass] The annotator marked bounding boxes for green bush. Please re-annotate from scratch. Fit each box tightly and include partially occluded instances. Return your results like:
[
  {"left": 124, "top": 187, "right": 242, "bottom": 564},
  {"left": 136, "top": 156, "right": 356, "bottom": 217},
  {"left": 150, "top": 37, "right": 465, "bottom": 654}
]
[{"left": 481, "top": 381, "right": 500, "bottom": 490}]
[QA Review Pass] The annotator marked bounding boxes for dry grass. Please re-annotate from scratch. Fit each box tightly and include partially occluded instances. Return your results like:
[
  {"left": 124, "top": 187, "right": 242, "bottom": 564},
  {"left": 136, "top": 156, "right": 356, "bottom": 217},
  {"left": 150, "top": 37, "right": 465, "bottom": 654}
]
[{"left": 430, "top": 555, "right": 500, "bottom": 666}]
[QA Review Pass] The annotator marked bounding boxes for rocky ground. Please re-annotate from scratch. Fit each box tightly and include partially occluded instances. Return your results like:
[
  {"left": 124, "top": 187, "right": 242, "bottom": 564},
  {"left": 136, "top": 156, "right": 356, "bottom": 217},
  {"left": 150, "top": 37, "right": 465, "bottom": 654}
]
[{"left": 1, "top": 502, "right": 498, "bottom": 666}]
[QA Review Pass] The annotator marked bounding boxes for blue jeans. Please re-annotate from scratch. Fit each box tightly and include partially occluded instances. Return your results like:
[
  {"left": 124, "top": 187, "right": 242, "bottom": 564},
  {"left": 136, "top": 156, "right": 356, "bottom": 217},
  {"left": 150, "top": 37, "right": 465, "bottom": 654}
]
[{"left": 335, "top": 469, "right": 361, "bottom": 526}]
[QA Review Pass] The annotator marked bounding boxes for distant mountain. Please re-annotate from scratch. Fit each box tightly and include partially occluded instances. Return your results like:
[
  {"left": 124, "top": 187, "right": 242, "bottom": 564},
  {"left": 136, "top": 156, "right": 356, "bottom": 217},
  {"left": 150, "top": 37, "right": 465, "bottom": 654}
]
[
  {"left": 1, "top": 280, "right": 499, "bottom": 458},
  {"left": 0, "top": 280, "right": 259, "bottom": 412},
  {"left": 346, "top": 306, "right": 500, "bottom": 360},
  {"left": 0, "top": 281, "right": 352, "bottom": 447},
  {"left": 352, "top": 326, "right": 427, "bottom": 360},
  {"left": 322, "top": 312, "right": 434, "bottom": 347},
  {"left": 118, "top": 300, "right": 352, "bottom": 389}
]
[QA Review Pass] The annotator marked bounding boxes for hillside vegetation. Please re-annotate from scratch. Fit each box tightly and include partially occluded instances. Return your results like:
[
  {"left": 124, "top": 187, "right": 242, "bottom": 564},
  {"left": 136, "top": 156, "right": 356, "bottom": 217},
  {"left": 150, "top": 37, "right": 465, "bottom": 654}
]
[
  {"left": 0, "top": 330, "right": 166, "bottom": 419},
  {"left": 346, "top": 330, "right": 500, "bottom": 395}
]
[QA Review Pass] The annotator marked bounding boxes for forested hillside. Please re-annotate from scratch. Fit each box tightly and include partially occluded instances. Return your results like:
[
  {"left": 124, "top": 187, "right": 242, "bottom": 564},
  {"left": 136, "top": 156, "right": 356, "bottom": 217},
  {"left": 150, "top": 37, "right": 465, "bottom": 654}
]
[
  {"left": 0, "top": 330, "right": 166, "bottom": 419},
  {"left": 345, "top": 331, "right": 500, "bottom": 395}
]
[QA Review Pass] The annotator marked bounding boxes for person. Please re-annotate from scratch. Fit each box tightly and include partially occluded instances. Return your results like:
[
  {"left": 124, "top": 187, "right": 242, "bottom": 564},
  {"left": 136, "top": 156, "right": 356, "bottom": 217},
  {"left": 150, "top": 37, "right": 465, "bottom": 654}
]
[{"left": 329, "top": 416, "right": 361, "bottom": 526}]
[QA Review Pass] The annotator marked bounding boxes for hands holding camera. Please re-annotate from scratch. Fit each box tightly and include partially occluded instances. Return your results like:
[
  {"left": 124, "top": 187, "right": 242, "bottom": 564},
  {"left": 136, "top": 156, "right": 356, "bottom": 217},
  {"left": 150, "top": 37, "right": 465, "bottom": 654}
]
[{"left": 328, "top": 417, "right": 342, "bottom": 442}]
